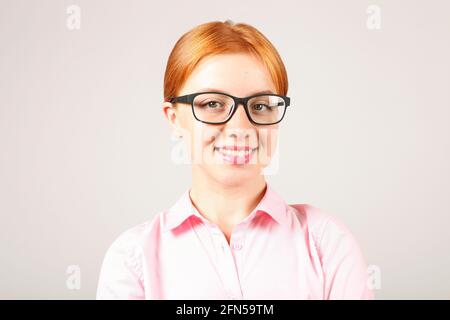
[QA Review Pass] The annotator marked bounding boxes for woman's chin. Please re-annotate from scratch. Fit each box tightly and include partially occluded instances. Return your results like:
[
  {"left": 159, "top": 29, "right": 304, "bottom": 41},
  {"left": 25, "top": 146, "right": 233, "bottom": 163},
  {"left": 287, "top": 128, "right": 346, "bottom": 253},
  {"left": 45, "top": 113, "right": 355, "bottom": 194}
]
[
  {"left": 210, "top": 164, "right": 263, "bottom": 182},
  {"left": 211, "top": 171, "right": 257, "bottom": 186}
]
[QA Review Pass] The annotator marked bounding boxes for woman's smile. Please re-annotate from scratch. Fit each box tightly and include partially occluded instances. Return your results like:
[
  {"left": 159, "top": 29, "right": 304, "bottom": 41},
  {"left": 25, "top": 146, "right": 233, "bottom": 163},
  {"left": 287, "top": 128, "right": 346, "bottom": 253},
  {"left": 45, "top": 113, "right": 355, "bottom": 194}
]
[{"left": 213, "top": 145, "right": 259, "bottom": 165}]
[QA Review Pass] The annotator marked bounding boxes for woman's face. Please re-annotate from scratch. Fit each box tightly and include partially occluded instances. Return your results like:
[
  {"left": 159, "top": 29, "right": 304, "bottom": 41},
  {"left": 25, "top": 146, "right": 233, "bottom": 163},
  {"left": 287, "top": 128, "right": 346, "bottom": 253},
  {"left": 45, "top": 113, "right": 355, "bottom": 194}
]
[{"left": 163, "top": 52, "right": 280, "bottom": 186}]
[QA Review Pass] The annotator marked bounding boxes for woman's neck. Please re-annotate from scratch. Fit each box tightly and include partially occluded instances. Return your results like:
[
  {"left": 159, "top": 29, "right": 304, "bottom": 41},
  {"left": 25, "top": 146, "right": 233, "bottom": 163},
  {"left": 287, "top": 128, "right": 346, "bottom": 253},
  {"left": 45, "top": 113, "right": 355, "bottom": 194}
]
[{"left": 189, "top": 168, "right": 267, "bottom": 240}]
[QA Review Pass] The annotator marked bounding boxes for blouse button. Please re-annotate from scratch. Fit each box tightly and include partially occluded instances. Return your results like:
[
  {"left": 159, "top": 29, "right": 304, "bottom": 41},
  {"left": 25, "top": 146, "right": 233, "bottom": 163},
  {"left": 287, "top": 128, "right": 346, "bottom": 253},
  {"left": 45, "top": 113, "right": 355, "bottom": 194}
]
[{"left": 232, "top": 243, "right": 243, "bottom": 250}]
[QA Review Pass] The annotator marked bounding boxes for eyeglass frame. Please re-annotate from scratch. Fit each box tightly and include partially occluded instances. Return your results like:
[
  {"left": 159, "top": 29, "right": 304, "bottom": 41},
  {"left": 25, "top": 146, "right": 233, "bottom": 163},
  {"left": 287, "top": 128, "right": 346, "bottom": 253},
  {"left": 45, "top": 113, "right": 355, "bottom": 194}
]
[{"left": 168, "top": 91, "right": 291, "bottom": 125}]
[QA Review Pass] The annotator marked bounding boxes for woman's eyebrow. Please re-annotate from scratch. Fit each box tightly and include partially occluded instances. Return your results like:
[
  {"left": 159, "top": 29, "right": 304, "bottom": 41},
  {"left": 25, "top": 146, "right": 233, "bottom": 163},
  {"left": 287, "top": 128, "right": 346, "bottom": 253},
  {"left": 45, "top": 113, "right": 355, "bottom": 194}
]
[{"left": 196, "top": 88, "right": 276, "bottom": 95}]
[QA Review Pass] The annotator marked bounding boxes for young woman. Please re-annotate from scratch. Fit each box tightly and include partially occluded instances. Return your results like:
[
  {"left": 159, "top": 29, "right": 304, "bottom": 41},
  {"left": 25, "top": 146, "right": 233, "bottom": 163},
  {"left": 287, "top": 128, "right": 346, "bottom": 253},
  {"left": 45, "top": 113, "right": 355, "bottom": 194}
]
[{"left": 96, "top": 20, "right": 373, "bottom": 300}]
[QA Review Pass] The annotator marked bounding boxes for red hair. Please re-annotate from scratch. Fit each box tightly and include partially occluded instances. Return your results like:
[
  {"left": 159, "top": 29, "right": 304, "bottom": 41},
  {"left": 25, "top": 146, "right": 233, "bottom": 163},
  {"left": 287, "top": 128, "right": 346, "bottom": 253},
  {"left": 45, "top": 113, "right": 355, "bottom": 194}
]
[{"left": 163, "top": 20, "right": 288, "bottom": 102}]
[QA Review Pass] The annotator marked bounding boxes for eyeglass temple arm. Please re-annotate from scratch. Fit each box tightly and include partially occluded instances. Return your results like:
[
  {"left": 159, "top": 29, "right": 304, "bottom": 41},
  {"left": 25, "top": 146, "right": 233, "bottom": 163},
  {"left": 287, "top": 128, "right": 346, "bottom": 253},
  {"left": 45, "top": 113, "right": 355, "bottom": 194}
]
[
  {"left": 284, "top": 96, "right": 290, "bottom": 107},
  {"left": 169, "top": 95, "right": 190, "bottom": 104}
]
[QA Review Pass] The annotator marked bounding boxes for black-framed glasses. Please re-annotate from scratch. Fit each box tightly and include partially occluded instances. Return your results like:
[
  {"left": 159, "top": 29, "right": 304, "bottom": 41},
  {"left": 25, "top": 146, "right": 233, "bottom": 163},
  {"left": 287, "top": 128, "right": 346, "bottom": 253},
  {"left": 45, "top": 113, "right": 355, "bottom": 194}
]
[{"left": 169, "top": 91, "right": 291, "bottom": 125}]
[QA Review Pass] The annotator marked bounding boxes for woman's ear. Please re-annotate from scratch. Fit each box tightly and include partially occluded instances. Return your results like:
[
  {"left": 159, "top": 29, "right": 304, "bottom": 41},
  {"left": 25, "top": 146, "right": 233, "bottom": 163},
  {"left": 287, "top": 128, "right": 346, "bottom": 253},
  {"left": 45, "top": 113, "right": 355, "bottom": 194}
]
[{"left": 162, "top": 101, "right": 183, "bottom": 138}]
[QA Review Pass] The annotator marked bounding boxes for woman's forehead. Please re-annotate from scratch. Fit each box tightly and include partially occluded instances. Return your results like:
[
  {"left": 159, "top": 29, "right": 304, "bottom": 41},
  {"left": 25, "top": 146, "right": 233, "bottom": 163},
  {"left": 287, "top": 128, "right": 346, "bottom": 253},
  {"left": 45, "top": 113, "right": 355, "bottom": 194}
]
[
  {"left": 181, "top": 54, "right": 276, "bottom": 96},
  {"left": 193, "top": 53, "right": 269, "bottom": 78}
]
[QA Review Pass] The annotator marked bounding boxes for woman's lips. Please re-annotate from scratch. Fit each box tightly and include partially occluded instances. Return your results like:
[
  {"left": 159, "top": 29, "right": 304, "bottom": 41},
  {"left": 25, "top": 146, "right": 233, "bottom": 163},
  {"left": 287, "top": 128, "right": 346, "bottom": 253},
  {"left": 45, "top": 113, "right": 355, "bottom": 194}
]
[
  {"left": 215, "top": 145, "right": 256, "bottom": 151},
  {"left": 213, "top": 146, "right": 258, "bottom": 165}
]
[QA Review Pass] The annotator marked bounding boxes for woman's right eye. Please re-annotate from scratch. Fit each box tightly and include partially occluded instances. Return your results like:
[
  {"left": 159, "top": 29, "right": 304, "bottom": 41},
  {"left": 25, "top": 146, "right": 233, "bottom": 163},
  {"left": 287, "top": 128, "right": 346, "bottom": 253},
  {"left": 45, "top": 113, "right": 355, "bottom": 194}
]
[{"left": 202, "top": 101, "right": 221, "bottom": 108}]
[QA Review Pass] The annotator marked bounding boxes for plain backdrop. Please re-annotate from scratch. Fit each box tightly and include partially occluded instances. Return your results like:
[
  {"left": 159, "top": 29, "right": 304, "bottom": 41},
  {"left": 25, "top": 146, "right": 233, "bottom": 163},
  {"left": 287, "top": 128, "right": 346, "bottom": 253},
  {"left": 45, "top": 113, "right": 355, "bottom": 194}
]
[{"left": 1, "top": 0, "right": 449, "bottom": 299}]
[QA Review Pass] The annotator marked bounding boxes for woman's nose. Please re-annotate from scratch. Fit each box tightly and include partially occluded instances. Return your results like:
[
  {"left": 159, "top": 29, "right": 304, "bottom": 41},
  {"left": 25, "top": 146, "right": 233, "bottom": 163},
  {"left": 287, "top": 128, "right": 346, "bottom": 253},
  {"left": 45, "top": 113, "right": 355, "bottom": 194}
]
[
  {"left": 226, "top": 103, "right": 253, "bottom": 128},
  {"left": 223, "top": 103, "right": 256, "bottom": 142}
]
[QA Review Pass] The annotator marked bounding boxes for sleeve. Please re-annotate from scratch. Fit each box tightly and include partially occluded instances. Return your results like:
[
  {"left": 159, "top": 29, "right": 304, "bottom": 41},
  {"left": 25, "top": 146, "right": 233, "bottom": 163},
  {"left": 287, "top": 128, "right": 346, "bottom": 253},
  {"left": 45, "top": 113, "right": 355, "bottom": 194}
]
[
  {"left": 96, "top": 230, "right": 145, "bottom": 300},
  {"left": 317, "top": 217, "right": 374, "bottom": 300}
]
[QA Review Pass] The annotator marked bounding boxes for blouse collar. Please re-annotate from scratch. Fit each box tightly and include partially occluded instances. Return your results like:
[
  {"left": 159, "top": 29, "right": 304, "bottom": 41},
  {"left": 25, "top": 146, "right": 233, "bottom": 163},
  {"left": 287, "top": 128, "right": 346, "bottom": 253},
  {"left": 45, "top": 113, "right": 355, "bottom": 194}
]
[{"left": 162, "top": 182, "right": 288, "bottom": 232}]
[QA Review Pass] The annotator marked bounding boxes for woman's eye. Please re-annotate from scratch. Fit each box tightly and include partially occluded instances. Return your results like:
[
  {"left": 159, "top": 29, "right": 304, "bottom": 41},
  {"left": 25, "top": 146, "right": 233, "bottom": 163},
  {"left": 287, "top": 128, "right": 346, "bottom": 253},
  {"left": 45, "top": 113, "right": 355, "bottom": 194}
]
[
  {"left": 202, "top": 101, "right": 221, "bottom": 108},
  {"left": 252, "top": 104, "right": 269, "bottom": 111}
]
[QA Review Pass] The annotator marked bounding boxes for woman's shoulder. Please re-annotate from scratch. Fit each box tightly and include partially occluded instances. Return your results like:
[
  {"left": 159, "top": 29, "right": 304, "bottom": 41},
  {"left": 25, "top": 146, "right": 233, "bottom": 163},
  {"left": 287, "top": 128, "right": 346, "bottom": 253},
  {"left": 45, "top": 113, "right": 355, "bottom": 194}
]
[
  {"left": 105, "top": 211, "right": 165, "bottom": 254},
  {"left": 288, "top": 204, "right": 373, "bottom": 299},
  {"left": 97, "top": 213, "right": 166, "bottom": 299},
  {"left": 287, "top": 203, "right": 359, "bottom": 247}
]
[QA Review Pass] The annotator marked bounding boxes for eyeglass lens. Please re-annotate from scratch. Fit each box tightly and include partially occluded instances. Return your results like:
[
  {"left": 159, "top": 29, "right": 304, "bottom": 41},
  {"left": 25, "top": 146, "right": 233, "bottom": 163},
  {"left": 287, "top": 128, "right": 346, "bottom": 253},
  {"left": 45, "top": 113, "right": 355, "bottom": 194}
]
[{"left": 192, "top": 93, "right": 286, "bottom": 124}]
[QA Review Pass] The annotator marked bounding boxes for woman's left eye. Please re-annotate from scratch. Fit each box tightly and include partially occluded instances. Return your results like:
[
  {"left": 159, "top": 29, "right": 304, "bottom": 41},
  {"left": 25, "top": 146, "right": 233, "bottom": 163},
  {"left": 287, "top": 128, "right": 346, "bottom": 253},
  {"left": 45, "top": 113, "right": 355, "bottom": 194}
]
[
  {"left": 252, "top": 104, "right": 268, "bottom": 111},
  {"left": 204, "top": 101, "right": 222, "bottom": 108}
]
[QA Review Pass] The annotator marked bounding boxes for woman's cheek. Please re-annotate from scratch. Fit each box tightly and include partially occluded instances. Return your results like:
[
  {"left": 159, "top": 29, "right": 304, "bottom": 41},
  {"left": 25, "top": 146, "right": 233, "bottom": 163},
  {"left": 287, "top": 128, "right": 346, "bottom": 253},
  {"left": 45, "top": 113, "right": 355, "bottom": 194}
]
[{"left": 260, "top": 132, "right": 278, "bottom": 166}]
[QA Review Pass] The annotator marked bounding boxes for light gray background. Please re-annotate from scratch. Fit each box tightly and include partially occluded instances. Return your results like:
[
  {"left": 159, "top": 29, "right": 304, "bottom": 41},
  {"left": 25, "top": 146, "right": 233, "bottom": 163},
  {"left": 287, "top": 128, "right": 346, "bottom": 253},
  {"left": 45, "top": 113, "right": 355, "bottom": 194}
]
[{"left": 1, "top": 0, "right": 449, "bottom": 299}]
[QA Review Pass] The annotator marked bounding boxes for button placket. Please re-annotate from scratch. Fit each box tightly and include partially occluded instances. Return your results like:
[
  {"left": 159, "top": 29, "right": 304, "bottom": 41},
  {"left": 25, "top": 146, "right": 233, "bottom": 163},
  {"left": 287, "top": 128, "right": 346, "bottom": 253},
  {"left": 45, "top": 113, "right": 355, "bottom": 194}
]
[
  {"left": 206, "top": 224, "right": 244, "bottom": 299},
  {"left": 228, "top": 225, "right": 247, "bottom": 299}
]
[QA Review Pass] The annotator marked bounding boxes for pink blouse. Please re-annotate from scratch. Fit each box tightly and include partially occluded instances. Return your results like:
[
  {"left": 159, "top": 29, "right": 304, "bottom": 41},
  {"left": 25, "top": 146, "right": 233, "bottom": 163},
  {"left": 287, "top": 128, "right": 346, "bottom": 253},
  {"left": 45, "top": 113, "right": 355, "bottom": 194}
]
[{"left": 96, "top": 183, "right": 374, "bottom": 299}]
